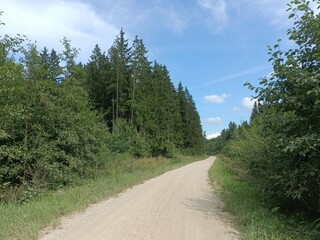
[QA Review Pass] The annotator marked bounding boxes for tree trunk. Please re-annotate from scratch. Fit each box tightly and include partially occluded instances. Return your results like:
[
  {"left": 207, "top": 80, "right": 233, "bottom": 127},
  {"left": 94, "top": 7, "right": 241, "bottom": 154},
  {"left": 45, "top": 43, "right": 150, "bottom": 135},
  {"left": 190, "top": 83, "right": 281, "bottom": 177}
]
[
  {"left": 23, "top": 119, "right": 28, "bottom": 184},
  {"left": 116, "top": 71, "right": 119, "bottom": 121},
  {"left": 131, "top": 78, "right": 135, "bottom": 124},
  {"left": 112, "top": 98, "right": 115, "bottom": 133},
  {"left": 317, "top": 175, "right": 320, "bottom": 214}
]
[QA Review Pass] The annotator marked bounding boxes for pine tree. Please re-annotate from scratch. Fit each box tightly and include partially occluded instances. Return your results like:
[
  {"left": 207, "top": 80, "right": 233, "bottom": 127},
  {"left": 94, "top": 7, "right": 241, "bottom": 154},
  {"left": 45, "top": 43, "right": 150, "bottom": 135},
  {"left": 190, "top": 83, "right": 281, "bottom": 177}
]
[
  {"left": 130, "top": 36, "right": 152, "bottom": 126},
  {"left": 149, "top": 63, "right": 182, "bottom": 155},
  {"left": 49, "top": 49, "right": 62, "bottom": 81},
  {"left": 40, "top": 47, "right": 62, "bottom": 81},
  {"left": 86, "top": 44, "right": 113, "bottom": 127},
  {"left": 177, "top": 83, "right": 204, "bottom": 153},
  {"left": 108, "top": 29, "right": 132, "bottom": 124}
]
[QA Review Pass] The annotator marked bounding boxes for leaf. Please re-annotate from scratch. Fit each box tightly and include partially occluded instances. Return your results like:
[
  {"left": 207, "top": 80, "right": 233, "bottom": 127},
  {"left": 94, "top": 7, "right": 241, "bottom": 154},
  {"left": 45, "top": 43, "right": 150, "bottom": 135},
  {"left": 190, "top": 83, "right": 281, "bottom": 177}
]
[
  {"left": 271, "top": 207, "right": 280, "bottom": 213},
  {"left": 289, "top": 13, "right": 295, "bottom": 18},
  {"left": 310, "top": 171, "right": 315, "bottom": 176}
]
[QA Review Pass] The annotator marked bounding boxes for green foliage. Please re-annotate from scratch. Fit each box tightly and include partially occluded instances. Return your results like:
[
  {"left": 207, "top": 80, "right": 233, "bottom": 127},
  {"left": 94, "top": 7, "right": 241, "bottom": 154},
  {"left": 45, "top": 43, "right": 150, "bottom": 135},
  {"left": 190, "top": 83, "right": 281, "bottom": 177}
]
[
  {"left": 40, "top": 47, "right": 62, "bottom": 81},
  {"left": 177, "top": 82, "right": 205, "bottom": 153},
  {"left": 208, "top": 0, "right": 320, "bottom": 216},
  {"left": 206, "top": 121, "right": 240, "bottom": 155},
  {"left": 209, "top": 157, "right": 320, "bottom": 240},
  {"left": 107, "top": 119, "right": 150, "bottom": 158},
  {"left": 223, "top": 117, "right": 276, "bottom": 192},
  {"left": 208, "top": 0, "right": 320, "bottom": 217},
  {"left": 108, "top": 29, "right": 132, "bottom": 122},
  {"left": 0, "top": 17, "right": 204, "bottom": 204},
  {"left": 85, "top": 31, "right": 205, "bottom": 157},
  {"left": 244, "top": 0, "right": 320, "bottom": 213},
  {"left": 0, "top": 34, "right": 108, "bottom": 202}
]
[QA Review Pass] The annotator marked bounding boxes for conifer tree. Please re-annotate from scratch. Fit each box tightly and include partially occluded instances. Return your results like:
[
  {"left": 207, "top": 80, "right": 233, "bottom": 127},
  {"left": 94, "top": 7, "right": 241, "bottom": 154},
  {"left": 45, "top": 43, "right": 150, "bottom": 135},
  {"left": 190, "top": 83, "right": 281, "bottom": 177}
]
[
  {"left": 177, "top": 82, "right": 204, "bottom": 153},
  {"left": 86, "top": 44, "right": 114, "bottom": 127},
  {"left": 108, "top": 29, "right": 132, "bottom": 124},
  {"left": 40, "top": 47, "right": 62, "bottom": 81},
  {"left": 149, "top": 63, "right": 182, "bottom": 155},
  {"left": 130, "top": 36, "right": 152, "bottom": 127}
]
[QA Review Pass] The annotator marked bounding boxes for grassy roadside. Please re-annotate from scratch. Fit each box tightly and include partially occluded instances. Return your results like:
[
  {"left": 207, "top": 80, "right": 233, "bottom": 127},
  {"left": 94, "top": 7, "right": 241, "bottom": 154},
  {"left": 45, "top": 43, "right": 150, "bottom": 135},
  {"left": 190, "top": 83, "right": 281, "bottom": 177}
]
[
  {"left": 0, "top": 154, "right": 206, "bottom": 240},
  {"left": 208, "top": 156, "right": 319, "bottom": 240}
]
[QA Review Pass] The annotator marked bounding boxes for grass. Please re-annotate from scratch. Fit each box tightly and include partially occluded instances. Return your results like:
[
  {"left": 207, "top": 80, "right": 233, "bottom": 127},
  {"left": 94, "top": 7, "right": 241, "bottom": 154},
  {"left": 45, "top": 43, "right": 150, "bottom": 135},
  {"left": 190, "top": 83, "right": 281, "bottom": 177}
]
[
  {"left": 0, "top": 154, "right": 206, "bottom": 240},
  {"left": 208, "top": 156, "right": 320, "bottom": 240}
]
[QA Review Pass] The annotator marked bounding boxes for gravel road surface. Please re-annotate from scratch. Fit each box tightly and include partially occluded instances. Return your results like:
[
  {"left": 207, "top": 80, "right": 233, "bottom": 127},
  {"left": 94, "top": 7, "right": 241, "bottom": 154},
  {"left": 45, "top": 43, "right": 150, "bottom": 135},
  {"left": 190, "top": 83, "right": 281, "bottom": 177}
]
[{"left": 40, "top": 157, "right": 238, "bottom": 240}]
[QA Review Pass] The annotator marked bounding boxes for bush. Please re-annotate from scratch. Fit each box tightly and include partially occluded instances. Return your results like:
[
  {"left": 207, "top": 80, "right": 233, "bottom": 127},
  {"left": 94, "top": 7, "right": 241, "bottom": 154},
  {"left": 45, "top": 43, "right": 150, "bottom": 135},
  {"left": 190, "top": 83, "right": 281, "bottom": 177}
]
[{"left": 107, "top": 119, "right": 150, "bottom": 158}]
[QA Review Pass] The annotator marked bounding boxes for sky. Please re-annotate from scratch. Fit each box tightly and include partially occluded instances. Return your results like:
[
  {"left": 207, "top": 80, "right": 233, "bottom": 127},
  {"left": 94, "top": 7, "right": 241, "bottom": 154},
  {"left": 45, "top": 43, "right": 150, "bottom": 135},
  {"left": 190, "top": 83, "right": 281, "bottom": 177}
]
[{"left": 1, "top": 0, "right": 297, "bottom": 139}]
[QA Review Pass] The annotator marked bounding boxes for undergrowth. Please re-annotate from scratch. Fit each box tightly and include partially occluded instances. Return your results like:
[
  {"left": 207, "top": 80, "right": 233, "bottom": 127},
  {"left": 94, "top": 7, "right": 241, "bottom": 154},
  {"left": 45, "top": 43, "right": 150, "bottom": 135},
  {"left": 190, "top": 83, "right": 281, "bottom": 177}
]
[
  {"left": 209, "top": 156, "right": 320, "bottom": 240},
  {"left": 0, "top": 154, "right": 205, "bottom": 240}
]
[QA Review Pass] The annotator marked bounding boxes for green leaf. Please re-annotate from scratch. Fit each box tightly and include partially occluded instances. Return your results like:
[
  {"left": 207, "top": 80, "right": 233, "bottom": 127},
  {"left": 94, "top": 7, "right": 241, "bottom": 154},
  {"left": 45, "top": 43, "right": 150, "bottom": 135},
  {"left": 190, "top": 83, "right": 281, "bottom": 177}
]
[{"left": 289, "top": 13, "right": 295, "bottom": 18}]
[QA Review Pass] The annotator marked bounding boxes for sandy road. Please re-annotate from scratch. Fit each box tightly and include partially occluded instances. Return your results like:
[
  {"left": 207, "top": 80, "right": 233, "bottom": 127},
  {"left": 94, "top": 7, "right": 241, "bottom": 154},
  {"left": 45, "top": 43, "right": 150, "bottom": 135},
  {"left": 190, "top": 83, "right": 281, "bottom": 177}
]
[{"left": 40, "top": 157, "right": 238, "bottom": 240}]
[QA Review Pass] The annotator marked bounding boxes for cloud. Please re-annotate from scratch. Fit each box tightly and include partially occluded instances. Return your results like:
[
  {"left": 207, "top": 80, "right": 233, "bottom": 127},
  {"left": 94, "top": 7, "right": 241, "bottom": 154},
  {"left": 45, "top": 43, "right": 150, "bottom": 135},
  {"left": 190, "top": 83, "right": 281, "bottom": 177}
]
[
  {"left": 198, "top": 0, "right": 227, "bottom": 31},
  {"left": 161, "top": 6, "right": 189, "bottom": 33},
  {"left": 1, "top": 0, "right": 119, "bottom": 62},
  {"left": 206, "top": 132, "right": 221, "bottom": 139},
  {"left": 106, "top": 0, "right": 191, "bottom": 34},
  {"left": 196, "top": 0, "right": 298, "bottom": 32},
  {"left": 242, "top": 97, "right": 256, "bottom": 110},
  {"left": 204, "top": 93, "right": 229, "bottom": 104},
  {"left": 205, "top": 117, "right": 222, "bottom": 124},
  {"left": 236, "top": 0, "right": 292, "bottom": 29}
]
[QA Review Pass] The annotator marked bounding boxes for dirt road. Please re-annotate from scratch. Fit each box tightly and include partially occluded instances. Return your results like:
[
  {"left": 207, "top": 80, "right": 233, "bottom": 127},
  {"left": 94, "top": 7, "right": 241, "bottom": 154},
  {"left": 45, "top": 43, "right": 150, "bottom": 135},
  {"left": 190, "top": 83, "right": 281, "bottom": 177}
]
[{"left": 40, "top": 157, "right": 238, "bottom": 240}]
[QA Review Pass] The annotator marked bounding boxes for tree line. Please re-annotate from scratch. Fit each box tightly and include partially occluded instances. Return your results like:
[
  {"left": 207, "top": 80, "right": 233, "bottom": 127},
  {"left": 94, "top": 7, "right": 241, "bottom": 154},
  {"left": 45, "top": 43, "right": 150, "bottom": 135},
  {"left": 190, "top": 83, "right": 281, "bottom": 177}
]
[
  {"left": 0, "top": 17, "right": 204, "bottom": 202},
  {"left": 207, "top": 0, "right": 320, "bottom": 216},
  {"left": 85, "top": 30, "right": 204, "bottom": 156}
]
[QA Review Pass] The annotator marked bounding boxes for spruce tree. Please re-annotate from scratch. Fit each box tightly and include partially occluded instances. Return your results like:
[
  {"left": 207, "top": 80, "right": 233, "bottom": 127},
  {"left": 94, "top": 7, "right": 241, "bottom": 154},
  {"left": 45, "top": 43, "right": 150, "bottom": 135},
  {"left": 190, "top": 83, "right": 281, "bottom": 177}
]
[
  {"left": 177, "top": 83, "right": 204, "bottom": 153},
  {"left": 130, "top": 36, "right": 152, "bottom": 127},
  {"left": 108, "top": 29, "right": 132, "bottom": 124},
  {"left": 86, "top": 44, "right": 113, "bottom": 127},
  {"left": 150, "top": 63, "right": 182, "bottom": 155}
]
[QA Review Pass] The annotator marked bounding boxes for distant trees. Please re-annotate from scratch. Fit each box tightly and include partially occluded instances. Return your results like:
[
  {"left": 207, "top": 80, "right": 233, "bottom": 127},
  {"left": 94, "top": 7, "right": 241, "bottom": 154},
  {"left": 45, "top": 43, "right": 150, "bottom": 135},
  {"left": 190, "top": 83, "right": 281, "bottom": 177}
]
[
  {"left": 177, "top": 82, "right": 205, "bottom": 153},
  {"left": 85, "top": 29, "right": 205, "bottom": 157}
]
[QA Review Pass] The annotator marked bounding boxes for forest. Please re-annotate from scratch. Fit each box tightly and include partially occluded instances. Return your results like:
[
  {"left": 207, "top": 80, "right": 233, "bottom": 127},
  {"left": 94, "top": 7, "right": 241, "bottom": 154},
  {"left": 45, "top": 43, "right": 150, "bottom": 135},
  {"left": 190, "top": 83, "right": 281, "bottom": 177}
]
[
  {"left": 1, "top": 1, "right": 320, "bottom": 237},
  {"left": 0, "top": 16, "right": 205, "bottom": 202},
  {"left": 207, "top": 0, "right": 320, "bottom": 218}
]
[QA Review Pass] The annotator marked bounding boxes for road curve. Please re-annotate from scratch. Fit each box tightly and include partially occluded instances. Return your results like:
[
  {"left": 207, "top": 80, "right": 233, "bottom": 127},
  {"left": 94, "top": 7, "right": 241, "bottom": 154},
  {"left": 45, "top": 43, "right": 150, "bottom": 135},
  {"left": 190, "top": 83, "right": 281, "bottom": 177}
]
[{"left": 40, "top": 157, "right": 238, "bottom": 240}]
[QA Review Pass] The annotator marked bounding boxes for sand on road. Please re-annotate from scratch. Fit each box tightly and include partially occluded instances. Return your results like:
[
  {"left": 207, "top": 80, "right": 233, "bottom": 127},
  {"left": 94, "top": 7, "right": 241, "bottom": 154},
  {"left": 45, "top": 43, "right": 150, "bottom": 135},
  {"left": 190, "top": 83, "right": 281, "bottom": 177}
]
[{"left": 40, "top": 157, "right": 238, "bottom": 240}]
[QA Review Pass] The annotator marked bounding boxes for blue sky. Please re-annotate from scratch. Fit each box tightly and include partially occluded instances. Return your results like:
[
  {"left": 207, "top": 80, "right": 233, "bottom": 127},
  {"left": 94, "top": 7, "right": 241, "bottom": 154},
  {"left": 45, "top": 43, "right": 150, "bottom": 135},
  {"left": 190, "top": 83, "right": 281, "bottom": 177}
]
[{"left": 1, "top": 0, "right": 296, "bottom": 139}]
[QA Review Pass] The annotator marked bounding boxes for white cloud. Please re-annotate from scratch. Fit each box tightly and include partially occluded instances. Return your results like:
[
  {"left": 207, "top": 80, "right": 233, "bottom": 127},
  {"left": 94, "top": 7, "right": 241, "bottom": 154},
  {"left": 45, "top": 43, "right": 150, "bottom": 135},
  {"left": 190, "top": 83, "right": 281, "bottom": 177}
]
[
  {"left": 206, "top": 132, "right": 221, "bottom": 139},
  {"left": 238, "top": 0, "right": 292, "bottom": 29},
  {"left": 205, "top": 117, "right": 222, "bottom": 124},
  {"left": 1, "top": 0, "right": 119, "bottom": 62},
  {"left": 108, "top": 0, "right": 191, "bottom": 34},
  {"left": 162, "top": 6, "right": 189, "bottom": 33},
  {"left": 242, "top": 97, "right": 256, "bottom": 110},
  {"left": 198, "top": 0, "right": 227, "bottom": 31},
  {"left": 204, "top": 93, "right": 229, "bottom": 104},
  {"left": 196, "top": 0, "right": 297, "bottom": 32}
]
